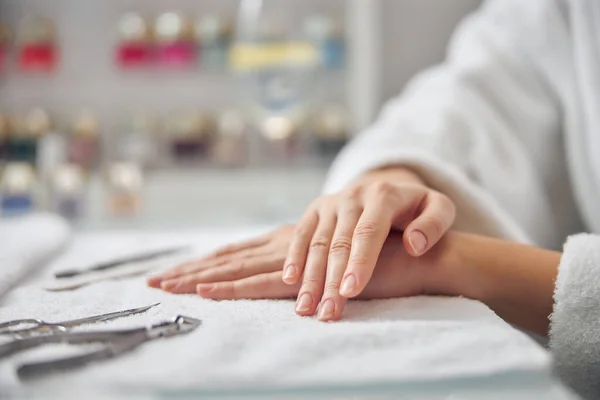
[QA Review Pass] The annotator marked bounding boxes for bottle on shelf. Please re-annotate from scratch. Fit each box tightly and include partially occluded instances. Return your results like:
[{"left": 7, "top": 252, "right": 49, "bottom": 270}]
[
  {"left": 167, "top": 112, "right": 214, "bottom": 163},
  {"left": 195, "top": 15, "right": 231, "bottom": 70},
  {"left": 311, "top": 104, "right": 349, "bottom": 156},
  {"left": 17, "top": 17, "right": 58, "bottom": 73},
  {"left": 155, "top": 12, "right": 197, "bottom": 69},
  {"left": 68, "top": 111, "right": 101, "bottom": 172},
  {"left": 30, "top": 108, "right": 68, "bottom": 176},
  {"left": 7, "top": 114, "right": 42, "bottom": 165},
  {"left": 0, "top": 114, "right": 10, "bottom": 161},
  {"left": 213, "top": 110, "right": 247, "bottom": 168},
  {"left": 0, "top": 24, "right": 11, "bottom": 71},
  {"left": 50, "top": 163, "right": 86, "bottom": 220},
  {"left": 115, "top": 13, "right": 154, "bottom": 70},
  {"left": 0, "top": 162, "right": 37, "bottom": 216},
  {"left": 105, "top": 162, "right": 143, "bottom": 217},
  {"left": 303, "top": 15, "right": 345, "bottom": 70},
  {"left": 117, "top": 112, "right": 161, "bottom": 170},
  {"left": 260, "top": 115, "right": 299, "bottom": 161}
]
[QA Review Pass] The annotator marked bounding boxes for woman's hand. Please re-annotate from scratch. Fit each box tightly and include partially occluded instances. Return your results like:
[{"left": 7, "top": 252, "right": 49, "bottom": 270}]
[
  {"left": 157, "top": 231, "right": 451, "bottom": 303},
  {"left": 282, "top": 168, "right": 456, "bottom": 321},
  {"left": 147, "top": 225, "right": 294, "bottom": 294}
]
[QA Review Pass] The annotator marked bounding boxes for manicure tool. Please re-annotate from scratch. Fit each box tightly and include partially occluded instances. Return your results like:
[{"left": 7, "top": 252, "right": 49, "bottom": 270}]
[
  {"left": 54, "top": 246, "right": 190, "bottom": 279},
  {"left": 2, "top": 315, "right": 202, "bottom": 380},
  {"left": 0, "top": 303, "right": 160, "bottom": 338}
]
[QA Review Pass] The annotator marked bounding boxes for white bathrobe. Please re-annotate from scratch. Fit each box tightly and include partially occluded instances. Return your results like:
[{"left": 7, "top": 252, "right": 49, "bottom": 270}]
[{"left": 323, "top": 0, "right": 600, "bottom": 398}]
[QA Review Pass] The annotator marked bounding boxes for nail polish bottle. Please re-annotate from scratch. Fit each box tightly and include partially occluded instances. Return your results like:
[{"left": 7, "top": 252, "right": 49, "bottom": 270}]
[
  {"left": 260, "top": 115, "right": 299, "bottom": 161},
  {"left": 0, "top": 25, "right": 11, "bottom": 71},
  {"left": 36, "top": 109, "right": 68, "bottom": 181},
  {"left": 168, "top": 113, "right": 214, "bottom": 163},
  {"left": 155, "top": 12, "right": 196, "bottom": 69},
  {"left": 50, "top": 163, "right": 85, "bottom": 220},
  {"left": 0, "top": 115, "right": 10, "bottom": 161},
  {"left": 213, "top": 110, "right": 247, "bottom": 168},
  {"left": 105, "top": 162, "right": 143, "bottom": 217},
  {"left": 115, "top": 13, "right": 154, "bottom": 70},
  {"left": 312, "top": 105, "right": 349, "bottom": 156},
  {"left": 117, "top": 113, "right": 160, "bottom": 170},
  {"left": 7, "top": 114, "right": 42, "bottom": 165},
  {"left": 195, "top": 15, "right": 231, "bottom": 70},
  {"left": 0, "top": 162, "right": 37, "bottom": 216},
  {"left": 304, "top": 15, "right": 345, "bottom": 70},
  {"left": 18, "top": 17, "right": 58, "bottom": 74},
  {"left": 68, "top": 112, "right": 101, "bottom": 172}
]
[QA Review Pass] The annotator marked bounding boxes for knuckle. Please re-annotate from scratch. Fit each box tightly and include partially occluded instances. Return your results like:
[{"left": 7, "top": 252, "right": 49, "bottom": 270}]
[
  {"left": 228, "top": 262, "right": 245, "bottom": 279},
  {"left": 343, "top": 186, "right": 361, "bottom": 201},
  {"left": 329, "top": 238, "right": 352, "bottom": 255},
  {"left": 301, "top": 275, "right": 322, "bottom": 287},
  {"left": 370, "top": 181, "right": 395, "bottom": 196},
  {"left": 353, "top": 221, "right": 380, "bottom": 239},
  {"left": 324, "top": 282, "right": 341, "bottom": 293},
  {"left": 309, "top": 237, "right": 330, "bottom": 251}
]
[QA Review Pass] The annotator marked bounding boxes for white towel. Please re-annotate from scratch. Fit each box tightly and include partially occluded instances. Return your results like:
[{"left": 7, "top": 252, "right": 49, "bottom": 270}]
[
  {"left": 0, "top": 229, "right": 554, "bottom": 396},
  {"left": 0, "top": 213, "right": 71, "bottom": 302}
]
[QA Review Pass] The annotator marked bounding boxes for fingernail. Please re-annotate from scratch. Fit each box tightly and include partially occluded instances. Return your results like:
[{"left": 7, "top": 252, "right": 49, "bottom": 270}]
[
  {"left": 161, "top": 279, "right": 179, "bottom": 291},
  {"left": 196, "top": 284, "right": 214, "bottom": 294},
  {"left": 340, "top": 275, "right": 357, "bottom": 297},
  {"left": 146, "top": 276, "right": 162, "bottom": 287},
  {"left": 409, "top": 231, "right": 427, "bottom": 254},
  {"left": 295, "top": 293, "right": 313, "bottom": 313},
  {"left": 282, "top": 264, "right": 297, "bottom": 281},
  {"left": 318, "top": 299, "right": 335, "bottom": 321}
]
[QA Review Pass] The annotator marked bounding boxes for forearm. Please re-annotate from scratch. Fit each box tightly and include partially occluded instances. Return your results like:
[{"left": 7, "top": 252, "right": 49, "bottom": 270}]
[{"left": 431, "top": 232, "right": 560, "bottom": 336}]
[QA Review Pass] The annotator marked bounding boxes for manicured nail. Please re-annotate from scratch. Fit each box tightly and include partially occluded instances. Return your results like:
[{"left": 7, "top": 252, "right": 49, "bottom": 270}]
[
  {"left": 318, "top": 299, "right": 335, "bottom": 321},
  {"left": 409, "top": 231, "right": 427, "bottom": 254},
  {"left": 161, "top": 279, "right": 179, "bottom": 291},
  {"left": 295, "top": 293, "right": 313, "bottom": 313},
  {"left": 282, "top": 264, "right": 297, "bottom": 281},
  {"left": 196, "top": 284, "right": 214, "bottom": 294},
  {"left": 146, "top": 276, "right": 162, "bottom": 287},
  {"left": 340, "top": 275, "right": 357, "bottom": 297}
]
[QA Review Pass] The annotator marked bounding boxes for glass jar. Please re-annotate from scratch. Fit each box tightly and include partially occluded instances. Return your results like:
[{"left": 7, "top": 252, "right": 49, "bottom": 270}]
[
  {"left": 155, "top": 12, "right": 196, "bottom": 69},
  {"left": 0, "top": 162, "right": 37, "bottom": 216},
  {"left": 18, "top": 17, "right": 58, "bottom": 73},
  {"left": 115, "top": 13, "right": 154, "bottom": 69},
  {"left": 68, "top": 112, "right": 101, "bottom": 172},
  {"left": 50, "top": 163, "right": 86, "bottom": 220}
]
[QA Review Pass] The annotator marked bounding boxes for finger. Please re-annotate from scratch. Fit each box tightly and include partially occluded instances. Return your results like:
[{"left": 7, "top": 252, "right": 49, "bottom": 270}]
[
  {"left": 295, "top": 211, "right": 336, "bottom": 316},
  {"left": 340, "top": 201, "right": 393, "bottom": 298},
  {"left": 160, "top": 254, "right": 281, "bottom": 294},
  {"left": 403, "top": 193, "right": 456, "bottom": 256},
  {"left": 318, "top": 203, "right": 361, "bottom": 321},
  {"left": 148, "top": 247, "right": 264, "bottom": 286},
  {"left": 197, "top": 271, "right": 299, "bottom": 300},
  {"left": 282, "top": 210, "right": 318, "bottom": 284}
]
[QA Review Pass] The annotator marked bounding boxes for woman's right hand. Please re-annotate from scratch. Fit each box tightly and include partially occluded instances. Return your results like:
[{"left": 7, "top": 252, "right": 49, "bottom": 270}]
[{"left": 283, "top": 167, "right": 456, "bottom": 321}]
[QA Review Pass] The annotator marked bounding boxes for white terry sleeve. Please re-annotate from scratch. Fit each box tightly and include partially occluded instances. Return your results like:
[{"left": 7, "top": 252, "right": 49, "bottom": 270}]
[
  {"left": 323, "top": 0, "right": 562, "bottom": 244},
  {"left": 550, "top": 234, "right": 600, "bottom": 399}
]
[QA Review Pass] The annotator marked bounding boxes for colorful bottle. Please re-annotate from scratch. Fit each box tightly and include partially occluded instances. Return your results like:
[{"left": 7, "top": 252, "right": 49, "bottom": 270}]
[
  {"left": 115, "top": 13, "right": 154, "bottom": 70},
  {"left": 17, "top": 17, "right": 58, "bottom": 73},
  {"left": 50, "top": 163, "right": 85, "bottom": 220},
  {"left": 36, "top": 109, "right": 68, "bottom": 180},
  {"left": 304, "top": 15, "right": 345, "bottom": 70},
  {"left": 0, "top": 162, "right": 37, "bottom": 216},
  {"left": 0, "top": 25, "right": 11, "bottom": 71},
  {"left": 195, "top": 15, "right": 231, "bottom": 70},
  {"left": 106, "top": 162, "right": 143, "bottom": 217},
  {"left": 155, "top": 12, "right": 196, "bottom": 69},
  {"left": 68, "top": 112, "right": 101, "bottom": 172},
  {"left": 260, "top": 115, "right": 299, "bottom": 161},
  {"left": 167, "top": 113, "right": 213, "bottom": 163},
  {"left": 312, "top": 104, "right": 349, "bottom": 156},
  {"left": 7, "top": 114, "right": 41, "bottom": 165},
  {"left": 0, "top": 114, "right": 9, "bottom": 161},
  {"left": 117, "top": 113, "right": 160, "bottom": 169},
  {"left": 213, "top": 110, "right": 247, "bottom": 168}
]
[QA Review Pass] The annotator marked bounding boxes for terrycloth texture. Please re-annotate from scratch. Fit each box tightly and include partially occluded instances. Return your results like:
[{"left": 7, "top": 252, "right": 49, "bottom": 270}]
[
  {"left": 0, "top": 213, "right": 70, "bottom": 301},
  {"left": 0, "top": 230, "right": 553, "bottom": 395},
  {"left": 550, "top": 234, "right": 600, "bottom": 399},
  {"left": 323, "top": 0, "right": 600, "bottom": 249}
]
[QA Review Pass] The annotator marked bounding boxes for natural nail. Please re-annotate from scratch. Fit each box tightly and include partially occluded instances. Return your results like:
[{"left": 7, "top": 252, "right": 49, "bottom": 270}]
[
  {"left": 318, "top": 299, "right": 335, "bottom": 321},
  {"left": 196, "top": 284, "right": 214, "bottom": 294},
  {"left": 340, "top": 275, "right": 357, "bottom": 297},
  {"left": 161, "top": 279, "right": 179, "bottom": 291},
  {"left": 295, "top": 293, "right": 313, "bottom": 313},
  {"left": 409, "top": 231, "right": 428, "bottom": 254},
  {"left": 282, "top": 264, "right": 297, "bottom": 281}
]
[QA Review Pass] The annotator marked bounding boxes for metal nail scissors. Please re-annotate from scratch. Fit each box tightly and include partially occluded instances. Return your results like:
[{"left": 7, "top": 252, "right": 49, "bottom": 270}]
[
  {"left": 1, "top": 315, "right": 202, "bottom": 380},
  {"left": 0, "top": 303, "right": 160, "bottom": 338}
]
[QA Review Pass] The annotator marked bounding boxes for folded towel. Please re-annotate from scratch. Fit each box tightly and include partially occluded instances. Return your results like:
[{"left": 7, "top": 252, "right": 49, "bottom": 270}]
[
  {"left": 0, "top": 213, "right": 71, "bottom": 302},
  {"left": 0, "top": 228, "right": 553, "bottom": 396}
]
